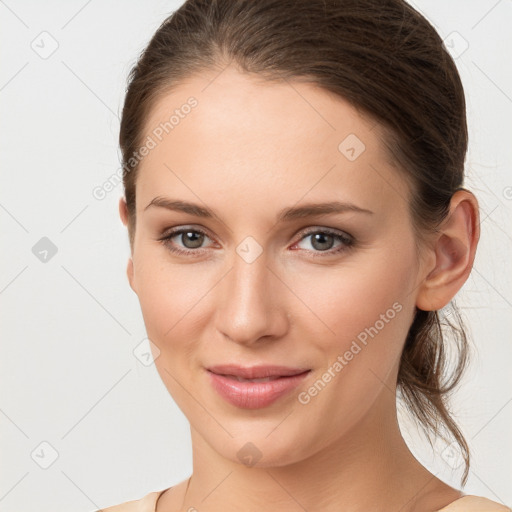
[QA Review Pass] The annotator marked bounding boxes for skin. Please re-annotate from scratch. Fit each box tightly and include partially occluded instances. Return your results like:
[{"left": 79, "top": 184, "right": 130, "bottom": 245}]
[{"left": 118, "top": 64, "right": 480, "bottom": 512}]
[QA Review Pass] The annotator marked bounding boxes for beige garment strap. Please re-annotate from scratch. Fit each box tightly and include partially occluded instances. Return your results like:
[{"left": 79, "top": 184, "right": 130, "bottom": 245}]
[
  {"left": 95, "top": 489, "right": 166, "bottom": 512},
  {"left": 438, "top": 495, "right": 511, "bottom": 511},
  {"left": 139, "top": 490, "right": 166, "bottom": 512}
]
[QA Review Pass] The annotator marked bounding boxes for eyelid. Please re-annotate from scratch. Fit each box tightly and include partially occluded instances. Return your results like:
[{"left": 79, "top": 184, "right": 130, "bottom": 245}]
[
  {"left": 158, "top": 225, "right": 215, "bottom": 249},
  {"left": 290, "top": 226, "right": 354, "bottom": 256},
  {"left": 295, "top": 225, "right": 353, "bottom": 242}
]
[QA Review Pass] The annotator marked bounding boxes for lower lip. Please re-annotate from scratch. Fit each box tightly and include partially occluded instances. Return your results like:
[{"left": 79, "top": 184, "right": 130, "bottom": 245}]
[{"left": 207, "top": 370, "right": 310, "bottom": 409}]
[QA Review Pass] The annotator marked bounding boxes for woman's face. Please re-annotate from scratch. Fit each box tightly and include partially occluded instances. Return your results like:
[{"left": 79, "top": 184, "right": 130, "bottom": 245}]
[{"left": 123, "top": 66, "right": 432, "bottom": 466}]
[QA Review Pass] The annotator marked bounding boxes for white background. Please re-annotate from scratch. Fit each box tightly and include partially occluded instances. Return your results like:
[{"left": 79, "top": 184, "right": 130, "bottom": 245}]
[{"left": 0, "top": 1, "right": 511, "bottom": 510}]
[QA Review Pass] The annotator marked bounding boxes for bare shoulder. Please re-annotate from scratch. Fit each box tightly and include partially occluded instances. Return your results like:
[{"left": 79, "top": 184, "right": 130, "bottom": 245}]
[
  {"left": 94, "top": 489, "right": 166, "bottom": 512},
  {"left": 438, "top": 495, "right": 511, "bottom": 512},
  {"left": 93, "top": 497, "right": 140, "bottom": 512},
  {"left": 155, "top": 479, "right": 190, "bottom": 511},
  {"left": 95, "top": 500, "right": 138, "bottom": 512}
]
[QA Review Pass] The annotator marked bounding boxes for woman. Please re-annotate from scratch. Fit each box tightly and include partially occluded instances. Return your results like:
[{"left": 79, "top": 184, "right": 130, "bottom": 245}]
[{"left": 98, "top": 0, "right": 510, "bottom": 510}]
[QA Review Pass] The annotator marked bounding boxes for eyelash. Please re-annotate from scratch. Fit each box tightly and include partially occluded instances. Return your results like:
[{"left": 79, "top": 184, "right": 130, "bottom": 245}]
[{"left": 157, "top": 226, "right": 355, "bottom": 258}]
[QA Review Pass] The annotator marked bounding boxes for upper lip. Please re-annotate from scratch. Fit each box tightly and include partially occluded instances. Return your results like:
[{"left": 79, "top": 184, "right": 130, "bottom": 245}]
[{"left": 207, "top": 364, "right": 310, "bottom": 379}]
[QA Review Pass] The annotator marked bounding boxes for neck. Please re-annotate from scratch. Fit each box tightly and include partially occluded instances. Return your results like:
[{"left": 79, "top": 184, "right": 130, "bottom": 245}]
[{"left": 180, "top": 389, "right": 460, "bottom": 512}]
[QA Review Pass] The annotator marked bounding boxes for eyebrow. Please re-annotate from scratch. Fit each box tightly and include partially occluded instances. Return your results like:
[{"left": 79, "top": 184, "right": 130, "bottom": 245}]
[{"left": 144, "top": 196, "right": 374, "bottom": 221}]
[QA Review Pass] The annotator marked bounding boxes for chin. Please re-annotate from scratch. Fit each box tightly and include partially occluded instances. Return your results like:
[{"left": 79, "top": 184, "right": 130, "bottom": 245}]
[{"left": 195, "top": 414, "right": 326, "bottom": 469}]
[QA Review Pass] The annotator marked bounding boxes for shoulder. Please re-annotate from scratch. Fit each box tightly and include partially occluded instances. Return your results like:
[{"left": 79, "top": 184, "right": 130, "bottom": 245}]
[
  {"left": 92, "top": 488, "right": 166, "bottom": 512},
  {"left": 438, "top": 495, "right": 511, "bottom": 512}
]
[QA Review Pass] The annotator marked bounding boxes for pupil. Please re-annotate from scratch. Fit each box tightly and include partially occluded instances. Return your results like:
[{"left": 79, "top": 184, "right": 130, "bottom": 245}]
[
  {"left": 312, "top": 233, "right": 333, "bottom": 251},
  {"left": 183, "top": 231, "right": 203, "bottom": 248}
]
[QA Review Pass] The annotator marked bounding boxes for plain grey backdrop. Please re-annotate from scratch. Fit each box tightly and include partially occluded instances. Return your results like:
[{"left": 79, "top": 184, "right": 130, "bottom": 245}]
[{"left": 1, "top": 1, "right": 511, "bottom": 511}]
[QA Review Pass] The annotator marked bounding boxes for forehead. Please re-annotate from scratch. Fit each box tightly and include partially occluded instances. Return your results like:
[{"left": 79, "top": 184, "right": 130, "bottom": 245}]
[{"left": 135, "top": 66, "right": 410, "bottom": 218}]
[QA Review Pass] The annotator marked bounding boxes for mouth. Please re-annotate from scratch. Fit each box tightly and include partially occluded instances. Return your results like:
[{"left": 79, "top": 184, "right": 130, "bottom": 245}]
[
  {"left": 207, "top": 364, "right": 310, "bottom": 379},
  {"left": 218, "top": 375, "right": 288, "bottom": 382},
  {"left": 206, "top": 365, "right": 311, "bottom": 409}
]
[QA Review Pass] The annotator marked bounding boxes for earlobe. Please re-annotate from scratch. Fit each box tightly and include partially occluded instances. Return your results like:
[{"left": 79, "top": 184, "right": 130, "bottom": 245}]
[
  {"left": 416, "top": 190, "right": 480, "bottom": 311},
  {"left": 127, "top": 257, "right": 136, "bottom": 293},
  {"left": 119, "top": 196, "right": 129, "bottom": 226}
]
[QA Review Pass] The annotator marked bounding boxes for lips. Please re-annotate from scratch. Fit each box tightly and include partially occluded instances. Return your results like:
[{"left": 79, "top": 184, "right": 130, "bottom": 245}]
[
  {"left": 208, "top": 364, "right": 309, "bottom": 379},
  {"left": 206, "top": 364, "right": 311, "bottom": 409}
]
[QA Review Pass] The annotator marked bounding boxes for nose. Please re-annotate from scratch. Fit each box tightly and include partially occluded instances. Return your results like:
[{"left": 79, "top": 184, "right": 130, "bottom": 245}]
[{"left": 214, "top": 250, "right": 289, "bottom": 347}]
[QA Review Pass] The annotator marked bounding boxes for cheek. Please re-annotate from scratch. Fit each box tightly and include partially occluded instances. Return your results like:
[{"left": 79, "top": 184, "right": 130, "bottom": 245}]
[
  {"left": 291, "top": 244, "right": 416, "bottom": 347},
  {"left": 133, "top": 258, "right": 207, "bottom": 407},
  {"left": 290, "top": 245, "right": 417, "bottom": 423},
  {"left": 278, "top": 264, "right": 416, "bottom": 459},
  {"left": 132, "top": 248, "right": 215, "bottom": 356},
  {"left": 293, "top": 241, "right": 417, "bottom": 413}
]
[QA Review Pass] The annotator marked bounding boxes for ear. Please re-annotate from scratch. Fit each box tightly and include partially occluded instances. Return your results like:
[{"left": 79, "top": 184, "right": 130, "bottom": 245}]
[
  {"left": 119, "top": 197, "right": 136, "bottom": 293},
  {"left": 119, "top": 195, "right": 129, "bottom": 226},
  {"left": 416, "top": 189, "right": 480, "bottom": 311}
]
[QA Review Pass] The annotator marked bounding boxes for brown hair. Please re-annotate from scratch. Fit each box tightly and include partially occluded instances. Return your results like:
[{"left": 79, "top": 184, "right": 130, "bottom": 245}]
[{"left": 119, "top": 0, "right": 471, "bottom": 484}]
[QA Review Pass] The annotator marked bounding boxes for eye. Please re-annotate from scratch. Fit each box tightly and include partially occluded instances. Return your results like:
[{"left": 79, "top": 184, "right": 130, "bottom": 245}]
[
  {"left": 158, "top": 227, "right": 214, "bottom": 256},
  {"left": 158, "top": 226, "right": 355, "bottom": 258},
  {"left": 292, "top": 228, "right": 354, "bottom": 257}
]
